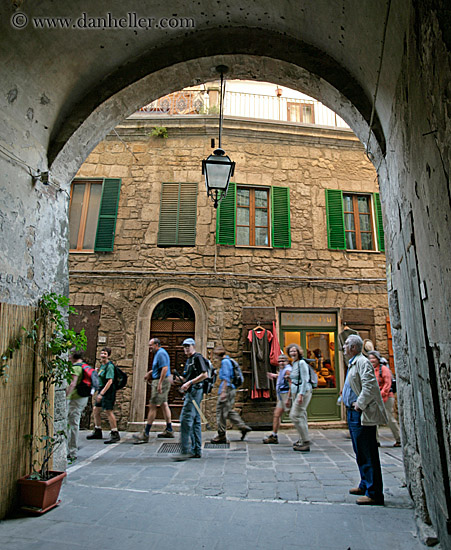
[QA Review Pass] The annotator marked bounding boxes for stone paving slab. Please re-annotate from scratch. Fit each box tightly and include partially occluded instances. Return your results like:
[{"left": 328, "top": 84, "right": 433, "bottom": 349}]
[{"left": 0, "top": 428, "right": 431, "bottom": 549}]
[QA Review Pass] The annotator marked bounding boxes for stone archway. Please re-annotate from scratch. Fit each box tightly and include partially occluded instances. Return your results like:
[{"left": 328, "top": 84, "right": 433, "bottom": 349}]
[{"left": 129, "top": 285, "right": 208, "bottom": 427}]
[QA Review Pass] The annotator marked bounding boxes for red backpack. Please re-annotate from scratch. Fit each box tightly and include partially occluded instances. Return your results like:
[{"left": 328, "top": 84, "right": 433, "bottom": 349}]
[{"left": 76, "top": 364, "right": 100, "bottom": 397}]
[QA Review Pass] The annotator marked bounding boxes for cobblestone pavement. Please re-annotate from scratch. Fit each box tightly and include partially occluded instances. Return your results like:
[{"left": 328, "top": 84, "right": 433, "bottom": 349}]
[{"left": 0, "top": 428, "right": 430, "bottom": 550}]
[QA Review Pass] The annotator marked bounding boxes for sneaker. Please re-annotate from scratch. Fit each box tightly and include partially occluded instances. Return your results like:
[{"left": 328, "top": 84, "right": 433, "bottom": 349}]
[
  {"left": 356, "top": 495, "right": 384, "bottom": 506},
  {"left": 157, "top": 429, "right": 175, "bottom": 439},
  {"left": 210, "top": 434, "right": 228, "bottom": 444},
  {"left": 293, "top": 443, "right": 310, "bottom": 452},
  {"left": 240, "top": 426, "right": 252, "bottom": 441},
  {"left": 104, "top": 431, "right": 120, "bottom": 444},
  {"left": 192, "top": 453, "right": 202, "bottom": 459},
  {"left": 86, "top": 428, "right": 103, "bottom": 440},
  {"left": 132, "top": 432, "right": 149, "bottom": 445},
  {"left": 263, "top": 434, "right": 278, "bottom": 444}
]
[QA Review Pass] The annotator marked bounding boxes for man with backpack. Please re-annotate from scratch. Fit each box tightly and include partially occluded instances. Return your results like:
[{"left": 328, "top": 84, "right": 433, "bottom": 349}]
[
  {"left": 210, "top": 345, "right": 252, "bottom": 444},
  {"left": 173, "top": 338, "right": 208, "bottom": 461},
  {"left": 66, "top": 349, "right": 91, "bottom": 461},
  {"left": 87, "top": 347, "right": 120, "bottom": 444},
  {"left": 133, "top": 338, "right": 174, "bottom": 444}
]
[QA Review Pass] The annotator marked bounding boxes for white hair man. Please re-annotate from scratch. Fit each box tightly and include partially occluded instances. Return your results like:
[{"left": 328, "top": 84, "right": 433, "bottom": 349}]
[{"left": 342, "top": 334, "right": 388, "bottom": 505}]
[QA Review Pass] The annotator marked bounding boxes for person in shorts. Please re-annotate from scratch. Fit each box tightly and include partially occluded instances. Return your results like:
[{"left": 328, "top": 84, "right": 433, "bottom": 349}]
[
  {"left": 133, "top": 338, "right": 173, "bottom": 444},
  {"left": 87, "top": 347, "right": 120, "bottom": 444},
  {"left": 263, "top": 354, "right": 292, "bottom": 444}
]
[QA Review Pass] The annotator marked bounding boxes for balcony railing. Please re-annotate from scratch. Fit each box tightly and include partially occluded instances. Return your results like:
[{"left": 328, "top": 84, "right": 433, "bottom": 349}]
[{"left": 139, "top": 90, "right": 349, "bottom": 129}]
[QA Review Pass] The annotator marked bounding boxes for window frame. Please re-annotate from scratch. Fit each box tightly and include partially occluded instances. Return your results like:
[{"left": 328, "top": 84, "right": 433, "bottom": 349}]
[
  {"left": 342, "top": 193, "right": 376, "bottom": 251},
  {"left": 236, "top": 185, "right": 271, "bottom": 247},
  {"left": 287, "top": 101, "right": 315, "bottom": 124},
  {"left": 69, "top": 179, "right": 103, "bottom": 253}
]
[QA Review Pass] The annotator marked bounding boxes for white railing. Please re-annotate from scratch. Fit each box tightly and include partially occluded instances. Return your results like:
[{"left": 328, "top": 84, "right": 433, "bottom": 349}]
[{"left": 140, "top": 90, "right": 349, "bottom": 129}]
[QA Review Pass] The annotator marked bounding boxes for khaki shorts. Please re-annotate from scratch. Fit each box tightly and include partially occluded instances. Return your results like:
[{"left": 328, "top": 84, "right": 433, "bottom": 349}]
[
  {"left": 149, "top": 377, "right": 171, "bottom": 406},
  {"left": 276, "top": 391, "right": 291, "bottom": 412}
]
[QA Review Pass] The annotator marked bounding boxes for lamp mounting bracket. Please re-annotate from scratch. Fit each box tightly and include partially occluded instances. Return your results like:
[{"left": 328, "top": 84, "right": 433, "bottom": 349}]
[{"left": 215, "top": 65, "right": 229, "bottom": 75}]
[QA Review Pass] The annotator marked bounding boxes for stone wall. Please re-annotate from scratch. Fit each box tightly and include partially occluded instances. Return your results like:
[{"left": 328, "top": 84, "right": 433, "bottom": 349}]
[{"left": 69, "top": 116, "right": 390, "bottom": 429}]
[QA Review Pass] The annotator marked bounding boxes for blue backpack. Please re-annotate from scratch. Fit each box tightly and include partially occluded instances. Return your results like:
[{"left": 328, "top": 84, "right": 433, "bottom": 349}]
[{"left": 230, "top": 358, "right": 244, "bottom": 388}]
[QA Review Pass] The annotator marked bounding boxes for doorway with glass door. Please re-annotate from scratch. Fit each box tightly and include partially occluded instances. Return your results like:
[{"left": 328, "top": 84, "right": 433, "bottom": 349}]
[{"left": 280, "top": 311, "right": 340, "bottom": 421}]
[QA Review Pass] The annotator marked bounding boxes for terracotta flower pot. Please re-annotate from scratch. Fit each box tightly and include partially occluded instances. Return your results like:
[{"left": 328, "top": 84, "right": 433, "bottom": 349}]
[{"left": 17, "top": 471, "right": 67, "bottom": 514}]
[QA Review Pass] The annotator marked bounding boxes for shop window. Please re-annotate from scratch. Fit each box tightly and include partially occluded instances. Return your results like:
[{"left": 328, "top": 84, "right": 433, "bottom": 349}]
[
  {"left": 69, "top": 178, "right": 121, "bottom": 252},
  {"left": 216, "top": 183, "right": 291, "bottom": 248},
  {"left": 325, "top": 189, "right": 385, "bottom": 252},
  {"left": 157, "top": 182, "right": 198, "bottom": 247},
  {"left": 287, "top": 102, "right": 315, "bottom": 124}
]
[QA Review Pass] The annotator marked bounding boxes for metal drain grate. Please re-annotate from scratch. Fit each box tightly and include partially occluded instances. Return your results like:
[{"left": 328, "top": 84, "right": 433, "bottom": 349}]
[
  {"left": 157, "top": 442, "right": 182, "bottom": 453},
  {"left": 204, "top": 443, "right": 230, "bottom": 449}
]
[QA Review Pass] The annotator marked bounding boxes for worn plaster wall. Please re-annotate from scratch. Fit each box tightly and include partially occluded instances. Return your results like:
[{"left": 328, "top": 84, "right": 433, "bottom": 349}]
[{"left": 380, "top": 5, "right": 451, "bottom": 546}]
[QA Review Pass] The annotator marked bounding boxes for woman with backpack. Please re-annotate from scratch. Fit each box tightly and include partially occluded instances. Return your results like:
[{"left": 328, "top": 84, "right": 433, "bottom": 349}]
[
  {"left": 286, "top": 343, "right": 313, "bottom": 452},
  {"left": 368, "top": 351, "right": 401, "bottom": 447}
]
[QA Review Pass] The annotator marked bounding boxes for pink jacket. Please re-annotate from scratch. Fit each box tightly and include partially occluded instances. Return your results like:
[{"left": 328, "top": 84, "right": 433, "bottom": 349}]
[{"left": 374, "top": 365, "right": 393, "bottom": 402}]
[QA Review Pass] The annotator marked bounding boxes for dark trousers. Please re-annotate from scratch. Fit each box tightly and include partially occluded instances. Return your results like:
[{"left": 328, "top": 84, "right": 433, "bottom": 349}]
[{"left": 347, "top": 408, "right": 384, "bottom": 502}]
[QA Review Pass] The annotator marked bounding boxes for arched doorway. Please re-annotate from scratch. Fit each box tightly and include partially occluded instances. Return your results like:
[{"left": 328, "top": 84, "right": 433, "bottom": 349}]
[{"left": 147, "top": 298, "right": 195, "bottom": 420}]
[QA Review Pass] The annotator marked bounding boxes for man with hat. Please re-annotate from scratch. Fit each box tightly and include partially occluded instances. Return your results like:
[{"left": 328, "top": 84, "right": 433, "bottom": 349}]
[{"left": 173, "top": 338, "right": 208, "bottom": 461}]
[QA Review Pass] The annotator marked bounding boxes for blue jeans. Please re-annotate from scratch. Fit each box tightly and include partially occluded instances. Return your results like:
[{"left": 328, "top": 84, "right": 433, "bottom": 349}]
[
  {"left": 180, "top": 387, "right": 203, "bottom": 455},
  {"left": 347, "top": 408, "right": 384, "bottom": 502}
]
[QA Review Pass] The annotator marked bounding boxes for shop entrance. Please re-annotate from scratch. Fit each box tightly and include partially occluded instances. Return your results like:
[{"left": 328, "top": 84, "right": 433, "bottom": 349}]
[
  {"left": 281, "top": 311, "right": 340, "bottom": 421},
  {"left": 147, "top": 298, "right": 195, "bottom": 421}
]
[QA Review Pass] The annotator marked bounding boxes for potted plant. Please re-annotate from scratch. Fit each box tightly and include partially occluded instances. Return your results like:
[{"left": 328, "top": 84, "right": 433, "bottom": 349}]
[{"left": 12, "top": 293, "right": 86, "bottom": 513}]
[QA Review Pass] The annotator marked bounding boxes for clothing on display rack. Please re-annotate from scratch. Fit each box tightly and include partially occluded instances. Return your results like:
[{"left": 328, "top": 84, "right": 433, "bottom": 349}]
[{"left": 248, "top": 326, "right": 273, "bottom": 399}]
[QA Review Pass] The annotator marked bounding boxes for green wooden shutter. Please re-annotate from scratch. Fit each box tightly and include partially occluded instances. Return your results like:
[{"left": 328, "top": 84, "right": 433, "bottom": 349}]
[
  {"left": 373, "top": 192, "right": 385, "bottom": 252},
  {"left": 325, "top": 189, "right": 346, "bottom": 250},
  {"left": 94, "top": 178, "right": 121, "bottom": 252},
  {"left": 158, "top": 183, "right": 198, "bottom": 246},
  {"left": 271, "top": 186, "right": 291, "bottom": 248},
  {"left": 177, "top": 183, "right": 198, "bottom": 245},
  {"left": 216, "top": 182, "right": 236, "bottom": 245}
]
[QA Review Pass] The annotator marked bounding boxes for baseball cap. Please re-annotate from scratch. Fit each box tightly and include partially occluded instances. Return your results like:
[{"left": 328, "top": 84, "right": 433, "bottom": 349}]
[{"left": 182, "top": 338, "right": 195, "bottom": 346}]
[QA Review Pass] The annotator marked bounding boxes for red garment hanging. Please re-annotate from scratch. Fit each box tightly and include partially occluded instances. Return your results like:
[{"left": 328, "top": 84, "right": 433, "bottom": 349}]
[{"left": 269, "top": 321, "right": 282, "bottom": 367}]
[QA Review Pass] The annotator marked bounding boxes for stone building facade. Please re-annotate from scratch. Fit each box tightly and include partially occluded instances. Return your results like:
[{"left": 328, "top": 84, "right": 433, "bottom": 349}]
[{"left": 69, "top": 114, "right": 390, "bottom": 430}]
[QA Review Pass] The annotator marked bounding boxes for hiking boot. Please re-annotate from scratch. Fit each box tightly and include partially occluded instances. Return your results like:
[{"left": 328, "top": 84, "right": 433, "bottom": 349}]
[
  {"left": 210, "top": 434, "right": 228, "bottom": 444},
  {"left": 157, "top": 429, "right": 175, "bottom": 439},
  {"left": 349, "top": 487, "right": 366, "bottom": 495},
  {"left": 172, "top": 453, "right": 194, "bottom": 462},
  {"left": 132, "top": 432, "right": 149, "bottom": 445},
  {"left": 104, "top": 431, "right": 120, "bottom": 444},
  {"left": 293, "top": 443, "right": 310, "bottom": 452},
  {"left": 86, "top": 428, "right": 103, "bottom": 440},
  {"left": 240, "top": 426, "right": 252, "bottom": 441},
  {"left": 263, "top": 434, "right": 278, "bottom": 444}
]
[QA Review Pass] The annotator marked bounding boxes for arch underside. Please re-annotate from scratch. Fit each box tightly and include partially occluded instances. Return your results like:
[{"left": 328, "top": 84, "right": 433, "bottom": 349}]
[{"left": 50, "top": 28, "right": 384, "bottom": 182}]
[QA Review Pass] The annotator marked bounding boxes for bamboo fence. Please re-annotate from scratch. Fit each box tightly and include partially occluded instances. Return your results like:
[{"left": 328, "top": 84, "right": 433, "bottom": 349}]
[{"left": 0, "top": 302, "right": 41, "bottom": 518}]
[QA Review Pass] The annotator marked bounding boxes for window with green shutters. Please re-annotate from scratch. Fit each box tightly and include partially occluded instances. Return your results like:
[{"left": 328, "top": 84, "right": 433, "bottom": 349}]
[
  {"left": 69, "top": 178, "right": 121, "bottom": 252},
  {"left": 325, "top": 189, "right": 385, "bottom": 252},
  {"left": 157, "top": 182, "right": 198, "bottom": 246},
  {"left": 216, "top": 184, "right": 291, "bottom": 248}
]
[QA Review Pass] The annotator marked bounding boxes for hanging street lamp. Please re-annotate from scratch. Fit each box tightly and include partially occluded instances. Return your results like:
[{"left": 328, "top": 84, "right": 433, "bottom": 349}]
[{"left": 202, "top": 65, "right": 235, "bottom": 208}]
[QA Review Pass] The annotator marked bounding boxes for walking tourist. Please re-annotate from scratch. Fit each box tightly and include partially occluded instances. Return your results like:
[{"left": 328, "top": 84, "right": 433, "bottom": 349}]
[
  {"left": 263, "top": 353, "right": 292, "bottom": 444},
  {"left": 66, "top": 350, "right": 90, "bottom": 461},
  {"left": 210, "top": 345, "right": 252, "bottom": 444},
  {"left": 343, "top": 334, "right": 388, "bottom": 505},
  {"left": 133, "top": 338, "right": 174, "bottom": 444},
  {"left": 173, "top": 338, "right": 208, "bottom": 461},
  {"left": 87, "top": 347, "right": 120, "bottom": 444},
  {"left": 368, "top": 350, "right": 401, "bottom": 447},
  {"left": 287, "top": 344, "right": 313, "bottom": 452}
]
